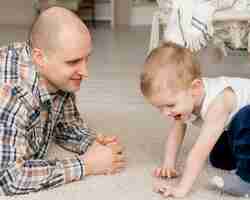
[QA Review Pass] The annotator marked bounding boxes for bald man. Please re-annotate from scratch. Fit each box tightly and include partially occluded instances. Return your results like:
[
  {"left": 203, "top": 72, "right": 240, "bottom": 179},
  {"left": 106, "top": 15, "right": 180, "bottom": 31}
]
[{"left": 0, "top": 7, "right": 125, "bottom": 195}]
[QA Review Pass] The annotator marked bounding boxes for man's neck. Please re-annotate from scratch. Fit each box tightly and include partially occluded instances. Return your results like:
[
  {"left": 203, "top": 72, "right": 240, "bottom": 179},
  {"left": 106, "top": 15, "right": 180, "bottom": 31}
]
[{"left": 39, "top": 74, "right": 59, "bottom": 94}]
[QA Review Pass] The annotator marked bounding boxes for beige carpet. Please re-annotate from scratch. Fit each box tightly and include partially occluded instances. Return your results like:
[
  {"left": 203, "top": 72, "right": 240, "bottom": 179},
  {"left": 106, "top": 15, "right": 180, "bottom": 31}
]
[{"left": 1, "top": 25, "right": 250, "bottom": 200}]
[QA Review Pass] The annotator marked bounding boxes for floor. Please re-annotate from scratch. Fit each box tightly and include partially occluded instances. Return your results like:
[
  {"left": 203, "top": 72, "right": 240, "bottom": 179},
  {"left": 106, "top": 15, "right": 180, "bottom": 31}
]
[{"left": 1, "top": 24, "right": 250, "bottom": 200}]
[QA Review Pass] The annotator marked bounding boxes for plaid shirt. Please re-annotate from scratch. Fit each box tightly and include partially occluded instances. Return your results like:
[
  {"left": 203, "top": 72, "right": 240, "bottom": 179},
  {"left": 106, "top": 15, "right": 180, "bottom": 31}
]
[{"left": 0, "top": 41, "right": 96, "bottom": 195}]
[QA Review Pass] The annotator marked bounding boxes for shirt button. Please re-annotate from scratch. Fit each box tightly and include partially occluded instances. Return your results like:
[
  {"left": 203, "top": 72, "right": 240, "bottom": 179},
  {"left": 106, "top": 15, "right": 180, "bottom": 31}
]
[{"left": 11, "top": 88, "right": 17, "bottom": 96}]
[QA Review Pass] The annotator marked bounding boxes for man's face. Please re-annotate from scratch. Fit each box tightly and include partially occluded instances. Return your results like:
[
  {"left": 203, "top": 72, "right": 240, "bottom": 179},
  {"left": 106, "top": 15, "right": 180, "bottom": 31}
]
[
  {"left": 149, "top": 87, "right": 195, "bottom": 122},
  {"left": 41, "top": 31, "right": 92, "bottom": 93}
]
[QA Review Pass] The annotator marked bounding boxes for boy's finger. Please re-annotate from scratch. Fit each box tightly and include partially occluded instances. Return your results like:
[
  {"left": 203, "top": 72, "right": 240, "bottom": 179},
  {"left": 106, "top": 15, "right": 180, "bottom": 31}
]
[
  {"left": 163, "top": 190, "right": 171, "bottom": 197},
  {"left": 154, "top": 168, "right": 161, "bottom": 177},
  {"left": 170, "top": 170, "right": 179, "bottom": 178},
  {"left": 161, "top": 169, "right": 167, "bottom": 177},
  {"left": 166, "top": 170, "right": 171, "bottom": 178},
  {"left": 162, "top": 186, "right": 173, "bottom": 197}
]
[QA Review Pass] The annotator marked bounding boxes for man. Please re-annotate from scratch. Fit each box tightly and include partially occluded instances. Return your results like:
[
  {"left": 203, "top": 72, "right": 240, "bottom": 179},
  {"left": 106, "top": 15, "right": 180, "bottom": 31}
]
[{"left": 0, "top": 7, "right": 125, "bottom": 195}]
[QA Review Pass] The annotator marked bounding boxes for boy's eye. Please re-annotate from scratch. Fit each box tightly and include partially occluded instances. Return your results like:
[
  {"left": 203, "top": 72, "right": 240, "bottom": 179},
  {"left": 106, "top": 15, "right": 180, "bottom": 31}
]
[
  {"left": 166, "top": 104, "right": 174, "bottom": 108},
  {"left": 158, "top": 104, "right": 174, "bottom": 111}
]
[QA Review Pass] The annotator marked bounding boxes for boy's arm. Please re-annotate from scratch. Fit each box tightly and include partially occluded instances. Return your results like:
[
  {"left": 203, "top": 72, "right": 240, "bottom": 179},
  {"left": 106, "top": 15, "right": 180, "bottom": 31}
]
[
  {"left": 155, "top": 120, "right": 186, "bottom": 177},
  {"left": 165, "top": 121, "right": 186, "bottom": 170},
  {"left": 177, "top": 88, "right": 236, "bottom": 196}
]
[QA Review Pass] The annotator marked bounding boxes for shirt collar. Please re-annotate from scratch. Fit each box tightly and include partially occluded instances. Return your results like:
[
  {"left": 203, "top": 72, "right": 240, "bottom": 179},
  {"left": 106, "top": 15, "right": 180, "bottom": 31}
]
[{"left": 22, "top": 41, "right": 68, "bottom": 107}]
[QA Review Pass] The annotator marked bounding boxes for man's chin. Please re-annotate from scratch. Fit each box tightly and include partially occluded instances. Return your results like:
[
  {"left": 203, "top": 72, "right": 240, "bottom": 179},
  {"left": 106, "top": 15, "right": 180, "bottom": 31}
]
[{"left": 59, "top": 85, "right": 81, "bottom": 93}]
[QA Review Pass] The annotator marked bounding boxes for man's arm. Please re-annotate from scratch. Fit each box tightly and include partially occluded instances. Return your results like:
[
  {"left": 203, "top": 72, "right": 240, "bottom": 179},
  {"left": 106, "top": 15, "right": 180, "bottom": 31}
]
[
  {"left": 0, "top": 88, "right": 86, "bottom": 195},
  {"left": 54, "top": 93, "right": 96, "bottom": 154}
]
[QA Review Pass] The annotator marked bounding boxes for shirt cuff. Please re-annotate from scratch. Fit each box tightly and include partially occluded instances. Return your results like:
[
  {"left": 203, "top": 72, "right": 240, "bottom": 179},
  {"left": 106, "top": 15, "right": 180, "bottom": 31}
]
[
  {"left": 60, "top": 157, "right": 85, "bottom": 183},
  {"left": 79, "top": 133, "right": 96, "bottom": 154}
]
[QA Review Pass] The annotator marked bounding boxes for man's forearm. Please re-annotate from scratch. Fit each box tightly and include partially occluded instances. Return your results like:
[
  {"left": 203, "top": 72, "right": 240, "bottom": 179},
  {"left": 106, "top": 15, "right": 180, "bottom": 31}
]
[
  {"left": 0, "top": 157, "right": 85, "bottom": 195},
  {"left": 55, "top": 125, "right": 96, "bottom": 154}
]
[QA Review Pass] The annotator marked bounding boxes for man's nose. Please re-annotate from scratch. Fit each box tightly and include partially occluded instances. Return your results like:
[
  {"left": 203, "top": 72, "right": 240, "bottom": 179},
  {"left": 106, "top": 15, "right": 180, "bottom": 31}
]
[{"left": 78, "top": 62, "right": 88, "bottom": 78}]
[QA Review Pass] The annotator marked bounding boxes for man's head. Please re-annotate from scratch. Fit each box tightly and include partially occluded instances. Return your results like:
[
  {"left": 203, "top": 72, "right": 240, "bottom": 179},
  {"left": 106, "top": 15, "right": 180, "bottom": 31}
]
[
  {"left": 30, "top": 7, "right": 92, "bottom": 92},
  {"left": 140, "top": 42, "right": 203, "bottom": 121}
]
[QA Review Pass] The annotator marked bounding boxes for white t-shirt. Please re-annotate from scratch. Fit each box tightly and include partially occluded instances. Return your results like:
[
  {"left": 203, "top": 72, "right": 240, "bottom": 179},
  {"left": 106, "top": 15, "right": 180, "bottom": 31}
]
[{"left": 190, "top": 76, "right": 250, "bottom": 129}]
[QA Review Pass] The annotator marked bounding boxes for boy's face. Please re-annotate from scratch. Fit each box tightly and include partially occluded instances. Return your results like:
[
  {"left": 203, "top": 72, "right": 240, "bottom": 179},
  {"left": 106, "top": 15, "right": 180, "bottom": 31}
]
[{"left": 149, "top": 87, "right": 195, "bottom": 122}]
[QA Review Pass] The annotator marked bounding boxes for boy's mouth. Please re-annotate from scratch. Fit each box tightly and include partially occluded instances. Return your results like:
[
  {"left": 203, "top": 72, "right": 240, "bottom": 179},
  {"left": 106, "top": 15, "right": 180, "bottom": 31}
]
[{"left": 174, "top": 114, "right": 182, "bottom": 120}]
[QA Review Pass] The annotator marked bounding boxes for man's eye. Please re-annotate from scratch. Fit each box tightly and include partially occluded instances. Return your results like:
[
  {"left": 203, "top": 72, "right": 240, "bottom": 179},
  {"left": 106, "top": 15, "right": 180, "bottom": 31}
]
[{"left": 67, "top": 60, "right": 79, "bottom": 65}]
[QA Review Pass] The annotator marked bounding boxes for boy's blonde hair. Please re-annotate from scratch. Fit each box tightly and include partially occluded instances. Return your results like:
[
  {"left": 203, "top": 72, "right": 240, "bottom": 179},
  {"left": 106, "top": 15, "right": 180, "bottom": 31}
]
[{"left": 140, "top": 42, "right": 201, "bottom": 97}]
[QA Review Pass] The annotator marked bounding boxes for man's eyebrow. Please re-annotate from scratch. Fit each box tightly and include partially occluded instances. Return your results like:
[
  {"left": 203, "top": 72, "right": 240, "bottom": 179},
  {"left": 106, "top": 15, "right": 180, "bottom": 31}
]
[{"left": 65, "top": 53, "right": 92, "bottom": 62}]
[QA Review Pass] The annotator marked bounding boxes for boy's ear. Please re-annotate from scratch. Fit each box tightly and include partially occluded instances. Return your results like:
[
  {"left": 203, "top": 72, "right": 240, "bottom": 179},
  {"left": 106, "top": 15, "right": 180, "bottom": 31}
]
[
  {"left": 190, "top": 79, "right": 203, "bottom": 96},
  {"left": 32, "top": 48, "right": 47, "bottom": 69}
]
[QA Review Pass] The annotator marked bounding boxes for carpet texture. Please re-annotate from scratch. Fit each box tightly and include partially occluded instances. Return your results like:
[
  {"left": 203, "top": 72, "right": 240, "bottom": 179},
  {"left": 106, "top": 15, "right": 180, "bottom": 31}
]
[{"left": 1, "top": 25, "right": 250, "bottom": 200}]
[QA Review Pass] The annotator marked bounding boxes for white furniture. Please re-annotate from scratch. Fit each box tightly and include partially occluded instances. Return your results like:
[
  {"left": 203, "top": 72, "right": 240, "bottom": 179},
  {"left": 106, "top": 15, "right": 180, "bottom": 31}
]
[
  {"left": 149, "top": 0, "right": 250, "bottom": 55},
  {"left": 33, "top": 0, "right": 81, "bottom": 12}
]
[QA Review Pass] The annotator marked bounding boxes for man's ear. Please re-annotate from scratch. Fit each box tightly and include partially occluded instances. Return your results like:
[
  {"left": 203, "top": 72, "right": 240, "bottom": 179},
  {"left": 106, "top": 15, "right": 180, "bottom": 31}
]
[
  {"left": 190, "top": 79, "right": 203, "bottom": 96},
  {"left": 32, "top": 48, "right": 47, "bottom": 68}
]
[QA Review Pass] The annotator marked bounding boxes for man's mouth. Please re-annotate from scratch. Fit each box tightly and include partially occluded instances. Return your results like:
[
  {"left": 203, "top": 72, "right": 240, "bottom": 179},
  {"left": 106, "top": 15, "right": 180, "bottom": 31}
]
[{"left": 71, "top": 78, "right": 82, "bottom": 81}]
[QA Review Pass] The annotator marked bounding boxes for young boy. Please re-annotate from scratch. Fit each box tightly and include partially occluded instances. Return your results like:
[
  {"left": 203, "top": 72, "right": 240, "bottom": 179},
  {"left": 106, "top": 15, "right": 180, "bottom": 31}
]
[{"left": 140, "top": 42, "right": 250, "bottom": 197}]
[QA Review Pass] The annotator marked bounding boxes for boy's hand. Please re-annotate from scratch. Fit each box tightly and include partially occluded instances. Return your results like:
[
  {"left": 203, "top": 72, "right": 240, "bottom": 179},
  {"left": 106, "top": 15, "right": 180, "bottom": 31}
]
[
  {"left": 81, "top": 141, "right": 126, "bottom": 176},
  {"left": 153, "top": 167, "right": 179, "bottom": 178},
  {"left": 153, "top": 181, "right": 188, "bottom": 198}
]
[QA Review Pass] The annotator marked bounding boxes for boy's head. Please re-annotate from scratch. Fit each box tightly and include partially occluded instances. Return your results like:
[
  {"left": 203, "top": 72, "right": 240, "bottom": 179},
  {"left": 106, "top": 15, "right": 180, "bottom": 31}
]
[{"left": 140, "top": 42, "right": 203, "bottom": 121}]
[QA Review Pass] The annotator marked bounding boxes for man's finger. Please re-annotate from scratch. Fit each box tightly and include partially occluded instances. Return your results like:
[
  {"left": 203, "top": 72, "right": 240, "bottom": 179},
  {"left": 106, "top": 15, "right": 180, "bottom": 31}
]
[
  {"left": 96, "top": 134, "right": 118, "bottom": 145},
  {"left": 96, "top": 134, "right": 105, "bottom": 144},
  {"left": 104, "top": 136, "right": 118, "bottom": 144},
  {"left": 108, "top": 143, "right": 124, "bottom": 154},
  {"left": 113, "top": 154, "right": 126, "bottom": 162},
  {"left": 113, "top": 161, "right": 126, "bottom": 169}
]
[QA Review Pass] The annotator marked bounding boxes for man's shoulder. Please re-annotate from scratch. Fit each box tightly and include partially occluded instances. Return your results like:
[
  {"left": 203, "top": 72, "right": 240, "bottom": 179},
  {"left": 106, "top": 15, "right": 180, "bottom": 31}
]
[
  {"left": 0, "top": 41, "right": 27, "bottom": 55},
  {"left": 0, "top": 82, "right": 40, "bottom": 114},
  {"left": 0, "top": 41, "right": 37, "bottom": 92}
]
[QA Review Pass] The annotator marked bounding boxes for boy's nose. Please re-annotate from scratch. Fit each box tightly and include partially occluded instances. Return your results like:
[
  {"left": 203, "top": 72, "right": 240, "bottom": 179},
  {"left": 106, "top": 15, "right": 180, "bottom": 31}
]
[{"left": 161, "top": 108, "right": 171, "bottom": 117}]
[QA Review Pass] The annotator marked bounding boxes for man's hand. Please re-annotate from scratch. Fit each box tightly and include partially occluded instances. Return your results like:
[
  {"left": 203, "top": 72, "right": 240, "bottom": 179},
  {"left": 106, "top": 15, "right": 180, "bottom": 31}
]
[
  {"left": 153, "top": 181, "right": 188, "bottom": 198},
  {"left": 81, "top": 141, "right": 126, "bottom": 176},
  {"left": 96, "top": 134, "right": 118, "bottom": 145}
]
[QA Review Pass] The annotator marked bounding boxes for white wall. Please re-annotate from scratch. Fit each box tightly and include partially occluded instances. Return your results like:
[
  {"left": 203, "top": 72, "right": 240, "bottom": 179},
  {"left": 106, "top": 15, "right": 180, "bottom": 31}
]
[
  {"left": 96, "top": 1, "right": 112, "bottom": 21},
  {"left": 130, "top": 3, "right": 157, "bottom": 26},
  {"left": 95, "top": 0, "right": 157, "bottom": 26},
  {"left": 0, "top": 0, "right": 36, "bottom": 26}
]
